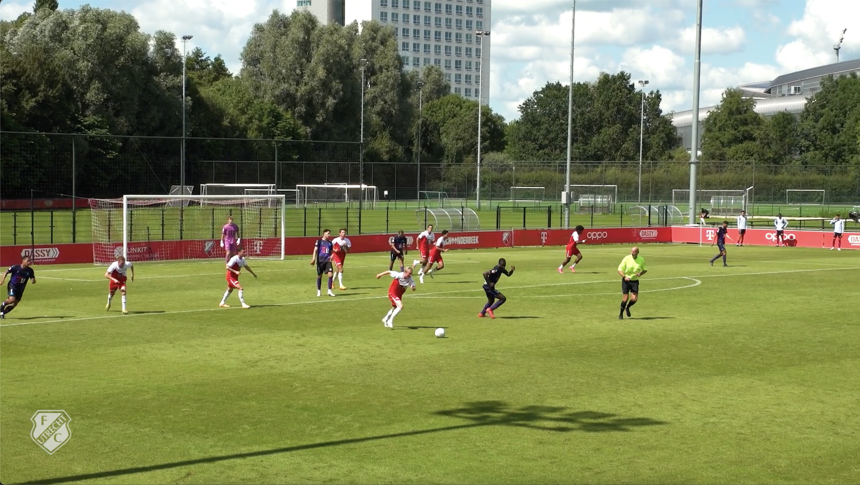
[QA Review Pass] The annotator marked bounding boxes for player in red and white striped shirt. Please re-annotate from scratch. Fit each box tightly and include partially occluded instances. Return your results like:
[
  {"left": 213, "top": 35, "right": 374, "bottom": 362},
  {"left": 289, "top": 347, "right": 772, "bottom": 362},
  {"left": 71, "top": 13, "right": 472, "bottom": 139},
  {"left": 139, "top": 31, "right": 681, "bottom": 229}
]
[
  {"left": 220, "top": 248, "right": 257, "bottom": 309},
  {"left": 376, "top": 267, "right": 416, "bottom": 328},
  {"left": 331, "top": 228, "right": 352, "bottom": 290},
  {"left": 558, "top": 225, "right": 587, "bottom": 273},
  {"left": 105, "top": 255, "right": 135, "bottom": 314},
  {"left": 412, "top": 224, "right": 435, "bottom": 273},
  {"left": 420, "top": 230, "right": 448, "bottom": 283}
]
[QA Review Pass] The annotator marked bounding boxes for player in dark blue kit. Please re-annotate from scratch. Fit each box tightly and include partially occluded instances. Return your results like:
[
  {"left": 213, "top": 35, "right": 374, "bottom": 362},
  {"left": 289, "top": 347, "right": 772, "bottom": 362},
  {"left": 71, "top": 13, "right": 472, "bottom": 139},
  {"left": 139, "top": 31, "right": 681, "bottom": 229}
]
[
  {"left": 389, "top": 230, "right": 409, "bottom": 271},
  {"left": 478, "top": 258, "right": 515, "bottom": 319},
  {"left": 710, "top": 221, "right": 732, "bottom": 267},
  {"left": 0, "top": 256, "right": 36, "bottom": 319},
  {"left": 310, "top": 229, "right": 336, "bottom": 297}
]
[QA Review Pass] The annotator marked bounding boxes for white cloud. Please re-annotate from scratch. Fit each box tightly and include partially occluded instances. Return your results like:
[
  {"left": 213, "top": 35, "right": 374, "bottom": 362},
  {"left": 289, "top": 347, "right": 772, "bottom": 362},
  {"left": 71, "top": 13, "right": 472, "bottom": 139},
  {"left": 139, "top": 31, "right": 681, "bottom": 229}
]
[
  {"left": 777, "top": 0, "right": 860, "bottom": 70},
  {"left": 671, "top": 25, "right": 747, "bottom": 55},
  {"left": 0, "top": 0, "right": 29, "bottom": 21}
]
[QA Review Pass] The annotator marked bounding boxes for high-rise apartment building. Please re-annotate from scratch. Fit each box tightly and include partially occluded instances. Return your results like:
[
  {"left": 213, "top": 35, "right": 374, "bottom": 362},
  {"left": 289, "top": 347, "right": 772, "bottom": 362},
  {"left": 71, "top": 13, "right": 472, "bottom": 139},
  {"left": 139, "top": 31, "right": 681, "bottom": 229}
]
[
  {"left": 298, "top": 0, "right": 491, "bottom": 106},
  {"left": 296, "top": 0, "right": 346, "bottom": 26}
]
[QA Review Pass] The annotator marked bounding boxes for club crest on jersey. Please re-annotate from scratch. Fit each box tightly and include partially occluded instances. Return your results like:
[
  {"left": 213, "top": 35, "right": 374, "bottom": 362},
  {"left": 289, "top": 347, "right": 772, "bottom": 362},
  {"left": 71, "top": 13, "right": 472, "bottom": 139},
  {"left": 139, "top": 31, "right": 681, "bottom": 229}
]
[{"left": 31, "top": 410, "right": 72, "bottom": 455}]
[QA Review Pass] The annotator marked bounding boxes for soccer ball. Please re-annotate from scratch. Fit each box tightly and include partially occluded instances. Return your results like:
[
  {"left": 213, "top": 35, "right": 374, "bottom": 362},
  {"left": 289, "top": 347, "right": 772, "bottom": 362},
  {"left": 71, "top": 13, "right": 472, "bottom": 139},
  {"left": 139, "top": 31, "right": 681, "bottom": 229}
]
[{"left": 434, "top": 328, "right": 446, "bottom": 338}]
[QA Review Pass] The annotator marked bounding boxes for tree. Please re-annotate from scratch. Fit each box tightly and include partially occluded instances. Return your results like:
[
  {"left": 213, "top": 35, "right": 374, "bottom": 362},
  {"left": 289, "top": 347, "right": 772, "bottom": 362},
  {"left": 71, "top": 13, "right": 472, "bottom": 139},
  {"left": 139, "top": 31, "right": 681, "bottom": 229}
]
[
  {"left": 700, "top": 88, "right": 763, "bottom": 161},
  {"left": 33, "top": 0, "right": 59, "bottom": 12},
  {"left": 757, "top": 111, "right": 799, "bottom": 165},
  {"left": 797, "top": 73, "right": 860, "bottom": 165},
  {"left": 421, "top": 94, "right": 505, "bottom": 166}
]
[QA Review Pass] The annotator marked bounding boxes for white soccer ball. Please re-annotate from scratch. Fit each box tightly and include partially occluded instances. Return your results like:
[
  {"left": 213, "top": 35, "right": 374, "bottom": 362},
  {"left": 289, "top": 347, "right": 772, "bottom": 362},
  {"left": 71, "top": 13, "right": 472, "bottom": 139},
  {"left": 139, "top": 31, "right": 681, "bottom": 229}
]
[{"left": 435, "top": 327, "right": 445, "bottom": 338}]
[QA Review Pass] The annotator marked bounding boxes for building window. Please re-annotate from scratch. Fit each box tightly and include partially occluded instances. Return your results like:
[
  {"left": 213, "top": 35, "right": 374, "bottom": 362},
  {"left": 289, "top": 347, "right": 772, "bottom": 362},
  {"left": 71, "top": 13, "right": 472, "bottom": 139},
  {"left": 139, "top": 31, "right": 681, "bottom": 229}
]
[
  {"left": 466, "top": 20, "right": 473, "bottom": 30},
  {"left": 445, "top": 18, "right": 452, "bottom": 28},
  {"left": 465, "top": 88, "right": 471, "bottom": 97},
  {"left": 413, "top": 15, "right": 420, "bottom": 24},
  {"left": 413, "top": 28, "right": 420, "bottom": 38},
  {"left": 444, "top": 59, "right": 452, "bottom": 69},
  {"left": 424, "top": 29, "right": 431, "bottom": 40},
  {"left": 297, "top": 0, "right": 311, "bottom": 6},
  {"left": 454, "top": 87, "right": 461, "bottom": 94},
  {"left": 456, "top": 19, "right": 463, "bottom": 29},
  {"left": 402, "top": 42, "right": 410, "bottom": 51},
  {"left": 424, "top": 15, "right": 431, "bottom": 25},
  {"left": 425, "top": 1, "right": 431, "bottom": 11},
  {"left": 475, "top": 74, "right": 480, "bottom": 84},
  {"left": 476, "top": 20, "right": 482, "bottom": 30},
  {"left": 465, "top": 60, "right": 472, "bottom": 70},
  {"left": 424, "top": 57, "right": 431, "bottom": 65},
  {"left": 465, "top": 47, "right": 472, "bottom": 57},
  {"left": 465, "top": 74, "right": 471, "bottom": 84},
  {"left": 455, "top": 73, "right": 461, "bottom": 84},
  {"left": 476, "top": 7, "right": 482, "bottom": 17},
  {"left": 435, "top": 17, "right": 441, "bottom": 27},
  {"left": 455, "top": 46, "right": 462, "bottom": 56},
  {"left": 455, "top": 60, "right": 462, "bottom": 70},
  {"left": 403, "top": 0, "right": 409, "bottom": 7},
  {"left": 392, "top": 12, "right": 399, "bottom": 22},
  {"left": 474, "top": 89, "right": 479, "bottom": 98},
  {"left": 380, "top": 0, "right": 388, "bottom": 6},
  {"left": 434, "top": 58, "right": 441, "bottom": 66},
  {"left": 392, "top": 0, "right": 398, "bottom": 6},
  {"left": 424, "top": 44, "right": 430, "bottom": 53},
  {"left": 413, "top": 57, "right": 420, "bottom": 67},
  {"left": 445, "top": 73, "right": 451, "bottom": 82},
  {"left": 445, "top": 32, "right": 452, "bottom": 42},
  {"left": 445, "top": 45, "right": 451, "bottom": 56},
  {"left": 455, "top": 33, "right": 463, "bottom": 43},
  {"left": 456, "top": 5, "right": 463, "bottom": 15},
  {"left": 466, "top": 6, "right": 473, "bottom": 16},
  {"left": 476, "top": 48, "right": 481, "bottom": 58},
  {"left": 413, "top": 42, "right": 420, "bottom": 51},
  {"left": 466, "top": 33, "right": 472, "bottom": 43},
  {"left": 435, "top": 31, "right": 441, "bottom": 41},
  {"left": 434, "top": 44, "right": 441, "bottom": 55},
  {"left": 402, "top": 55, "right": 409, "bottom": 64},
  {"left": 402, "top": 28, "right": 409, "bottom": 36},
  {"left": 380, "top": 11, "right": 388, "bottom": 21},
  {"left": 414, "top": 1, "right": 421, "bottom": 10},
  {"left": 435, "top": 2, "right": 441, "bottom": 13},
  {"left": 445, "top": 4, "right": 452, "bottom": 14}
]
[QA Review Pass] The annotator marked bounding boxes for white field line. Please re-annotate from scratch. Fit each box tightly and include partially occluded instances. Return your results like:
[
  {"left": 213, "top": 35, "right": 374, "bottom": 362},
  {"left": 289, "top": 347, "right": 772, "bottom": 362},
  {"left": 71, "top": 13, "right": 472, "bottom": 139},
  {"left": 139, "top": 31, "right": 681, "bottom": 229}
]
[
  {"left": 414, "top": 277, "right": 702, "bottom": 299},
  {"left": 2, "top": 266, "right": 856, "bottom": 328}
]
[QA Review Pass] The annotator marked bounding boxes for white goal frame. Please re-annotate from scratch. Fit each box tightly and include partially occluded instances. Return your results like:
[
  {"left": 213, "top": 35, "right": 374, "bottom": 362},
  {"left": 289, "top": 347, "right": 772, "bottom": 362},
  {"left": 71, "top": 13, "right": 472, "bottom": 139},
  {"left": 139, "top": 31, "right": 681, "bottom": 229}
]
[
  {"left": 296, "top": 184, "right": 379, "bottom": 208},
  {"left": 244, "top": 188, "right": 301, "bottom": 208},
  {"left": 119, "top": 194, "right": 285, "bottom": 261},
  {"left": 786, "top": 189, "right": 825, "bottom": 205},
  {"left": 510, "top": 186, "right": 546, "bottom": 202},
  {"left": 200, "top": 183, "right": 276, "bottom": 196}
]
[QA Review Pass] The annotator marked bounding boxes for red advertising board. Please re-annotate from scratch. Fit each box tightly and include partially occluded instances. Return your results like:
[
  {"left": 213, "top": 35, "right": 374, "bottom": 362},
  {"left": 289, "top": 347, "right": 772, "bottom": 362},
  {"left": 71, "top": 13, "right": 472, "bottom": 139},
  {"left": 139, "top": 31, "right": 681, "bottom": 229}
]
[
  {"left": 511, "top": 227, "right": 672, "bottom": 247},
  {"left": 0, "top": 199, "right": 90, "bottom": 211},
  {"left": 0, "top": 243, "right": 95, "bottom": 266},
  {"left": 671, "top": 226, "right": 860, "bottom": 249}
]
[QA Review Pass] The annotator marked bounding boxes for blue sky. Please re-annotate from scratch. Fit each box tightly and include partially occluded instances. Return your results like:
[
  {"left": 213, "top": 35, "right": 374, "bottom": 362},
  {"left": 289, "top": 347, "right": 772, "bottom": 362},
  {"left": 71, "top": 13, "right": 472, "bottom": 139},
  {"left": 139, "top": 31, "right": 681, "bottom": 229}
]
[{"left": 2, "top": 0, "right": 858, "bottom": 121}]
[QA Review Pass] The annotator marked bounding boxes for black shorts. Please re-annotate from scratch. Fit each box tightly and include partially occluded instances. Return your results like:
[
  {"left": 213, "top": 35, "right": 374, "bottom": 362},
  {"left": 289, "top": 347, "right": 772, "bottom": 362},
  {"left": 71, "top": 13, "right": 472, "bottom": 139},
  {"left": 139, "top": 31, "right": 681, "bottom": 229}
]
[
  {"left": 776, "top": 230, "right": 784, "bottom": 236},
  {"left": 390, "top": 251, "right": 404, "bottom": 261},
  {"left": 621, "top": 279, "right": 639, "bottom": 295},
  {"left": 717, "top": 242, "right": 725, "bottom": 252},
  {"left": 7, "top": 284, "right": 25, "bottom": 300},
  {"left": 738, "top": 229, "right": 746, "bottom": 235},
  {"left": 482, "top": 284, "right": 502, "bottom": 300},
  {"left": 316, "top": 261, "right": 333, "bottom": 276},
  {"left": 834, "top": 232, "right": 843, "bottom": 238}
]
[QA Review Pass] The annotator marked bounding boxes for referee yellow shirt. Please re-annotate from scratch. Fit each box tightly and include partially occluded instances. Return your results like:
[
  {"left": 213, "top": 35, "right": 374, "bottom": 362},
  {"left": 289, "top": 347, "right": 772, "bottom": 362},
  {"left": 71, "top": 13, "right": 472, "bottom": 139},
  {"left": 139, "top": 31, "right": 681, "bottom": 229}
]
[{"left": 618, "top": 255, "right": 647, "bottom": 280}]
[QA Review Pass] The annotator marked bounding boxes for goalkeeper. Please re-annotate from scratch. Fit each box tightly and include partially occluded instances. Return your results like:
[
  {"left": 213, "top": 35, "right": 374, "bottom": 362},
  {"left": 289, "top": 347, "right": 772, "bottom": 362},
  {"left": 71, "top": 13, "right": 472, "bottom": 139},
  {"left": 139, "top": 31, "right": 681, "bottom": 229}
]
[{"left": 221, "top": 215, "right": 241, "bottom": 262}]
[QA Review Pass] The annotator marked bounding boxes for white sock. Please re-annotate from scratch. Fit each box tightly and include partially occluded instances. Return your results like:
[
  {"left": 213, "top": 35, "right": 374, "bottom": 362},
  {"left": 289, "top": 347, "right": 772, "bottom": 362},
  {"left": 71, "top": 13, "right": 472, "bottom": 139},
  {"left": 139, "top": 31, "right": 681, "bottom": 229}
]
[
  {"left": 337, "top": 273, "right": 343, "bottom": 285},
  {"left": 389, "top": 307, "right": 402, "bottom": 323},
  {"left": 427, "top": 268, "right": 433, "bottom": 274},
  {"left": 384, "top": 308, "right": 395, "bottom": 321},
  {"left": 107, "top": 293, "right": 113, "bottom": 304},
  {"left": 558, "top": 265, "right": 563, "bottom": 270},
  {"left": 571, "top": 263, "right": 577, "bottom": 268},
  {"left": 412, "top": 260, "right": 419, "bottom": 267},
  {"left": 121, "top": 295, "right": 127, "bottom": 311},
  {"left": 221, "top": 290, "right": 230, "bottom": 304},
  {"left": 238, "top": 290, "right": 245, "bottom": 304}
]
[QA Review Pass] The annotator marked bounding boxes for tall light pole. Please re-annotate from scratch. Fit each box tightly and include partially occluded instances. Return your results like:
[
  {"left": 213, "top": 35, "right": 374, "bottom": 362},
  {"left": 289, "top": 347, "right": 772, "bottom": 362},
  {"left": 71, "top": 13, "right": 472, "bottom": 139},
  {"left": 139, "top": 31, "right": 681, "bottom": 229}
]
[
  {"left": 416, "top": 79, "right": 425, "bottom": 203},
  {"left": 359, "top": 58, "right": 367, "bottom": 231},
  {"left": 834, "top": 28, "right": 847, "bottom": 63},
  {"left": 564, "top": 0, "right": 576, "bottom": 228},
  {"left": 637, "top": 79, "right": 649, "bottom": 204},
  {"left": 181, "top": 35, "right": 192, "bottom": 193},
  {"left": 475, "top": 29, "right": 490, "bottom": 210},
  {"left": 688, "top": 0, "right": 703, "bottom": 225}
]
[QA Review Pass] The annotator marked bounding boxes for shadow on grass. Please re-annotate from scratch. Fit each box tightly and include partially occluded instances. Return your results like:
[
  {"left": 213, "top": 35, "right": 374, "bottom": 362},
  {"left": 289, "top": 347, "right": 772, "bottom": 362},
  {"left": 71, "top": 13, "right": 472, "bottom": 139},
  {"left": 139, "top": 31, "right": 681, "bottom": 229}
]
[
  {"left": 631, "top": 317, "right": 674, "bottom": 321},
  {"left": 125, "top": 311, "right": 165, "bottom": 315},
  {"left": 5, "top": 315, "right": 73, "bottom": 320},
  {"left": 24, "top": 401, "right": 667, "bottom": 484},
  {"left": 497, "top": 316, "right": 540, "bottom": 320},
  {"left": 397, "top": 325, "right": 448, "bottom": 330}
]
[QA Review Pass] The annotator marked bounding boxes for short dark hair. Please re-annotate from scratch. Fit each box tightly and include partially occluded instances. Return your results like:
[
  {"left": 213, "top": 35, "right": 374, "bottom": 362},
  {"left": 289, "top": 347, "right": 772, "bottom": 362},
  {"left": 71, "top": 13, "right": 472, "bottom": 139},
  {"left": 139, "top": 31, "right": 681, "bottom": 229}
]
[
  {"left": 237, "top": 247, "right": 245, "bottom": 253},
  {"left": 441, "top": 229, "right": 449, "bottom": 235},
  {"left": 323, "top": 228, "right": 331, "bottom": 234},
  {"left": 339, "top": 228, "right": 346, "bottom": 233},
  {"left": 498, "top": 258, "right": 506, "bottom": 266},
  {"left": 723, "top": 220, "right": 729, "bottom": 225},
  {"left": 398, "top": 230, "right": 404, "bottom": 235},
  {"left": 21, "top": 255, "right": 32, "bottom": 262},
  {"left": 575, "top": 225, "right": 585, "bottom": 233}
]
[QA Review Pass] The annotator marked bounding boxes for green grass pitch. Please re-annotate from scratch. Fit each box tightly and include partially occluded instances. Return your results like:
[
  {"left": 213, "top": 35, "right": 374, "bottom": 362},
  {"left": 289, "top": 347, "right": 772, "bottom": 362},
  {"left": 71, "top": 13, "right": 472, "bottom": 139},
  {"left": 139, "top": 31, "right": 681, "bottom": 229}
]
[{"left": 1, "top": 244, "right": 858, "bottom": 483}]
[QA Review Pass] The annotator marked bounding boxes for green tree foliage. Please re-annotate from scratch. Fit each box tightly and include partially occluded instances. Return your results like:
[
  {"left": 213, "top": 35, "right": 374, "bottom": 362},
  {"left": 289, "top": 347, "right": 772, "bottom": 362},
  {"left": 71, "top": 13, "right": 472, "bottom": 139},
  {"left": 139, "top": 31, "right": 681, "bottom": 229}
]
[
  {"left": 421, "top": 94, "right": 505, "bottom": 166},
  {"left": 756, "top": 111, "right": 799, "bottom": 165},
  {"left": 797, "top": 73, "right": 860, "bottom": 165},
  {"left": 33, "top": 0, "right": 59, "bottom": 12},
  {"left": 700, "top": 88, "right": 763, "bottom": 161}
]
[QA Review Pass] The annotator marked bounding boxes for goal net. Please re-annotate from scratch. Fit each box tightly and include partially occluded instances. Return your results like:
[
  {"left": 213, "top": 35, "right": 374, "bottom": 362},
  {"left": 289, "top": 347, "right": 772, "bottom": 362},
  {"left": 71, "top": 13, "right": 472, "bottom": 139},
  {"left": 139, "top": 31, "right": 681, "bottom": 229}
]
[
  {"left": 245, "top": 188, "right": 300, "bottom": 208},
  {"left": 566, "top": 185, "right": 617, "bottom": 214},
  {"left": 510, "top": 186, "right": 545, "bottom": 207},
  {"left": 786, "top": 189, "right": 825, "bottom": 205},
  {"left": 415, "top": 208, "right": 480, "bottom": 231},
  {"left": 672, "top": 189, "right": 748, "bottom": 215},
  {"left": 297, "top": 184, "right": 378, "bottom": 208},
  {"left": 88, "top": 195, "right": 285, "bottom": 264},
  {"left": 200, "top": 183, "right": 276, "bottom": 196}
]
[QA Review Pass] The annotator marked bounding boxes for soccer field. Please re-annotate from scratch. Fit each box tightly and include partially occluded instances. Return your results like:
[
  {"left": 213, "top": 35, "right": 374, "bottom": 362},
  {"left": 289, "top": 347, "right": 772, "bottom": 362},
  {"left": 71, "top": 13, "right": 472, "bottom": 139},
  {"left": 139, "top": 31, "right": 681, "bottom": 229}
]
[{"left": 1, "top": 244, "right": 858, "bottom": 483}]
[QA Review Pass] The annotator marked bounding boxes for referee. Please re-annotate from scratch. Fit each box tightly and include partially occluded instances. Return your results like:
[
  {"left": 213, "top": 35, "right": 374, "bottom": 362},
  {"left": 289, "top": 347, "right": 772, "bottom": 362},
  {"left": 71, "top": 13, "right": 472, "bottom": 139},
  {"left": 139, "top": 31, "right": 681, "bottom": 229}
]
[{"left": 617, "top": 246, "right": 647, "bottom": 320}]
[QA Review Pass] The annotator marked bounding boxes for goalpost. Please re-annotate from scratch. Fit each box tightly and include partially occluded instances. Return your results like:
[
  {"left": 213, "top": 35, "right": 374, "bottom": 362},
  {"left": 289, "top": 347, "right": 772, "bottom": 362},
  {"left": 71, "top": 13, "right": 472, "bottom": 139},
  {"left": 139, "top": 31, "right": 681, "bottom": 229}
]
[
  {"left": 88, "top": 195, "right": 286, "bottom": 264},
  {"left": 565, "top": 185, "right": 617, "bottom": 214},
  {"left": 510, "top": 186, "right": 545, "bottom": 207},
  {"left": 786, "top": 189, "right": 825, "bottom": 205},
  {"left": 296, "top": 184, "right": 378, "bottom": 208},
  {"left": 200, "top": 183, "right": 276, "bottom": 196},
  {"left": 672, "top": 188, "right": 750, "bottom": 215},
  {"left": 245, "top": 188, "right": 300, "bottom": 208}
]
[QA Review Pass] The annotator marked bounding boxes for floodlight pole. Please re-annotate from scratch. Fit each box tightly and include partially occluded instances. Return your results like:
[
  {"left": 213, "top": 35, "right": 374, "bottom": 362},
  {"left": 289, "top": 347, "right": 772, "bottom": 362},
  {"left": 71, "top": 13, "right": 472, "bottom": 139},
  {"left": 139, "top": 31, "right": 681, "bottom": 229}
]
[
  {"left": 417, "top": 79, "right": 424, "bottom": 203},
  {"left": 637, "top": 79, "right": 649, "bottom": 204},
  {"left": 181, "top": 35, "right": 192, "bottom": 193},
  {"left": 475, "top": 30, "right": 490, "bottom": 210},
  {"left": 688, "top": 0, "right": 703, "bottom": 225},
  {"left": 564, "top": 0, "right": 576, "bottom": 229},
  {"left": 359, "top": 58, "right": 367, "bottom": 233}
]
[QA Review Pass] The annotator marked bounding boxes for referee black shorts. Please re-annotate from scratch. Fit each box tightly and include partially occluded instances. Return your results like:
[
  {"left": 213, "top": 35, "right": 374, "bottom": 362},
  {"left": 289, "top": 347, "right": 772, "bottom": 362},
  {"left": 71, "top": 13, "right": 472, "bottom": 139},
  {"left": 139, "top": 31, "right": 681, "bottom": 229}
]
[{"left": 621, "top": 279, "right": 639, "bottom": 295}]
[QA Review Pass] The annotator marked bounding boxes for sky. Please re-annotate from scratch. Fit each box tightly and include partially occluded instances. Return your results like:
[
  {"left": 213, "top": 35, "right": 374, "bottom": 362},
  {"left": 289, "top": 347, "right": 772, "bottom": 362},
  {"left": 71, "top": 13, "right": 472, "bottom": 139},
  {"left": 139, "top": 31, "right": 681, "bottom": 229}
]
[{"left": 2, "top": 0, "right": 859, "bottom": 122}]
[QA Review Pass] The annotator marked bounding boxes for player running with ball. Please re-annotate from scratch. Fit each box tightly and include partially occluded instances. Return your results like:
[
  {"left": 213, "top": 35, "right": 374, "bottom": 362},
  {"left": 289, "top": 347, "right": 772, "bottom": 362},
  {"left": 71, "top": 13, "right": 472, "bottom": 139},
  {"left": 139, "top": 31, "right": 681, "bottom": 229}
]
[
  {"left": 376, "top": 267, "right": 417, "bottom": 328},
  {"left": 479, "top": 258, "right": 515, "bottom": 319},
  {"left": 558, "top": 225, "right": 587, "bottom": 273},
  {"left": 220, "top": 247, "right": 257, "bottom": 308},
  {"left": 0, "top": 256, "right": 36, "bottom": 319},
  {"left": 105, "top": 255, "right": 135, "bottom": 314}
]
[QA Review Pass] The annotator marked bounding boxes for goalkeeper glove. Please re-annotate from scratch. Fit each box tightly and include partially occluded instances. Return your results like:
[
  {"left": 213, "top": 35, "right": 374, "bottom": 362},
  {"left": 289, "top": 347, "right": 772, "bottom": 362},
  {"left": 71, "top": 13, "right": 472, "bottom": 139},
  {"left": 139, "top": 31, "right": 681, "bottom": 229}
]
[
  {"left": 237, "top": 238, "right": 241, "bottom": 245},
  {"left": 220, "top": 240, "right": 224, "bottom": 248}
]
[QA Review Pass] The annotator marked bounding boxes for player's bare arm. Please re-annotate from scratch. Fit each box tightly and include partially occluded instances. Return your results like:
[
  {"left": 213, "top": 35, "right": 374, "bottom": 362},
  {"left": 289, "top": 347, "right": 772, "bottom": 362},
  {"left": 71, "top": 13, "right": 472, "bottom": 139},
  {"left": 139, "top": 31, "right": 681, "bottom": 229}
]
[
  {"left": 506, "top": 266, "right": 515, "bottom": 276},
  {"left": 310, "top": 248, "right": 317, "bottom": 265},
  {"left": 129, "top": 266, "right": 135, "bottom": 282},
  {"left": 104, "top": 270, "right": 120, "bottom": 284},
  {"left": 376, "top": 271, "right": 392, "bottom": 279},
  {"left": 245, "top": 264, "right": 258, "bottom": 279}
]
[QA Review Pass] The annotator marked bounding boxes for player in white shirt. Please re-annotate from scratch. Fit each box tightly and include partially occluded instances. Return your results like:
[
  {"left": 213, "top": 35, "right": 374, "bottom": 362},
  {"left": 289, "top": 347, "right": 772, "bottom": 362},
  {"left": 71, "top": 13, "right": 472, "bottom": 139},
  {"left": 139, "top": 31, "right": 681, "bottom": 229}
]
[
  {"left": 105, "top": 255, "right": 135, "bottom": 314},
  {"left": 558, "top": 225, "right": 587, "bottom": 273},
  {"left": 829, "top": 214, "right": 845, "bottom": 251},
  {"left": 412, "top": 224, "right": 435, "bottom": 274},
  {"left": 331, "top": 228, "right": 352, "bottom": 290},
  {"left": 376, "top": 267, "right": 417, "bottom": 328},
  {"left": 736, "top": 210, "right": 748, "bottom": 246},
  {"left": 420, "top": 230, "right": 449, "bottom": 283},
  {"left": 220, "top": 248, "right": 257, "bottom": 308},
  {"left": 773, "top": 213, "right": 788, "bottom": 247}
]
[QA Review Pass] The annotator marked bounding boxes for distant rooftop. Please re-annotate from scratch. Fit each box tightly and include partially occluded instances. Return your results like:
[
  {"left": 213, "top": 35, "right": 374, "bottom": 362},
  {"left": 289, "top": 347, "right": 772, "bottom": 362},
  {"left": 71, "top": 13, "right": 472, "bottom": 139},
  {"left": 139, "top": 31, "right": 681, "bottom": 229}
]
[{"left": 766, "top": 58, "right": 860, "bottom": 93}]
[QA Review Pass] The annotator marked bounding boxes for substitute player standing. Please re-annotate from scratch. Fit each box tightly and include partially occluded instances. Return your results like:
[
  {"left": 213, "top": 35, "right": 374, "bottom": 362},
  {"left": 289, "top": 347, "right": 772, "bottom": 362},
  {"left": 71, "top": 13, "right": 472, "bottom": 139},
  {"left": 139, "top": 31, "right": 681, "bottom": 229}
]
[
  {"left": 617, "top": 246, "right": 647, "bottom": 320},
  {"left": 710, "top": 221, "right": 732, "bottom": 267},
  {"left": 332, "top": 228, "right": 352, "bottom": 290},
  {"left": 311, "top": 229, "right": 336, "bottom": 297},
  {"left": 736, "top": 210, "right": 748, "bottom": 246},
  {"left": 479, "top": 258, "right": 515, "bottom": 319},
  {"left": 376, "top": 267, "right": 416, "bottom": 328},
  {"left": 389, "top": 230, "right": 409, "bottom": 271},
  {"left": 413, "top": 224, "right": 435, "bottom": 273},
  {"left": 0, "top": 256, "right": 36, "bottom": 319},
  {"left": 558, "top": 225, "right": 587, "bottom": 273},
  {"left": 220, "top": 247, "right": 257, "bottom": 308},
  {"left": 421, "top": 230, "right": 449, "bottom": 283},
  {"left": 105, "top": 254, "right": 135, "bottom": 314},
  {"left": 774, "top": 213, "right": 788, "bottom": 247},
  {"left": 221, "top": 216, "right": 241, "bottom": 262},
  {"left": 830, "top": 214, "right": 844, "bottom": 251}
]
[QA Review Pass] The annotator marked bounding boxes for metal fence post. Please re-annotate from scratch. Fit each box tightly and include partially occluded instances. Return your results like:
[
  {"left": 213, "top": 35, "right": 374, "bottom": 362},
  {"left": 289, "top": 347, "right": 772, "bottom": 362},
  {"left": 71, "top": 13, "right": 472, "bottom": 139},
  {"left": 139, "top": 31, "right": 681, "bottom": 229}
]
[{"left": 522, "top": 206, "right": 527, "bottom": 229}]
